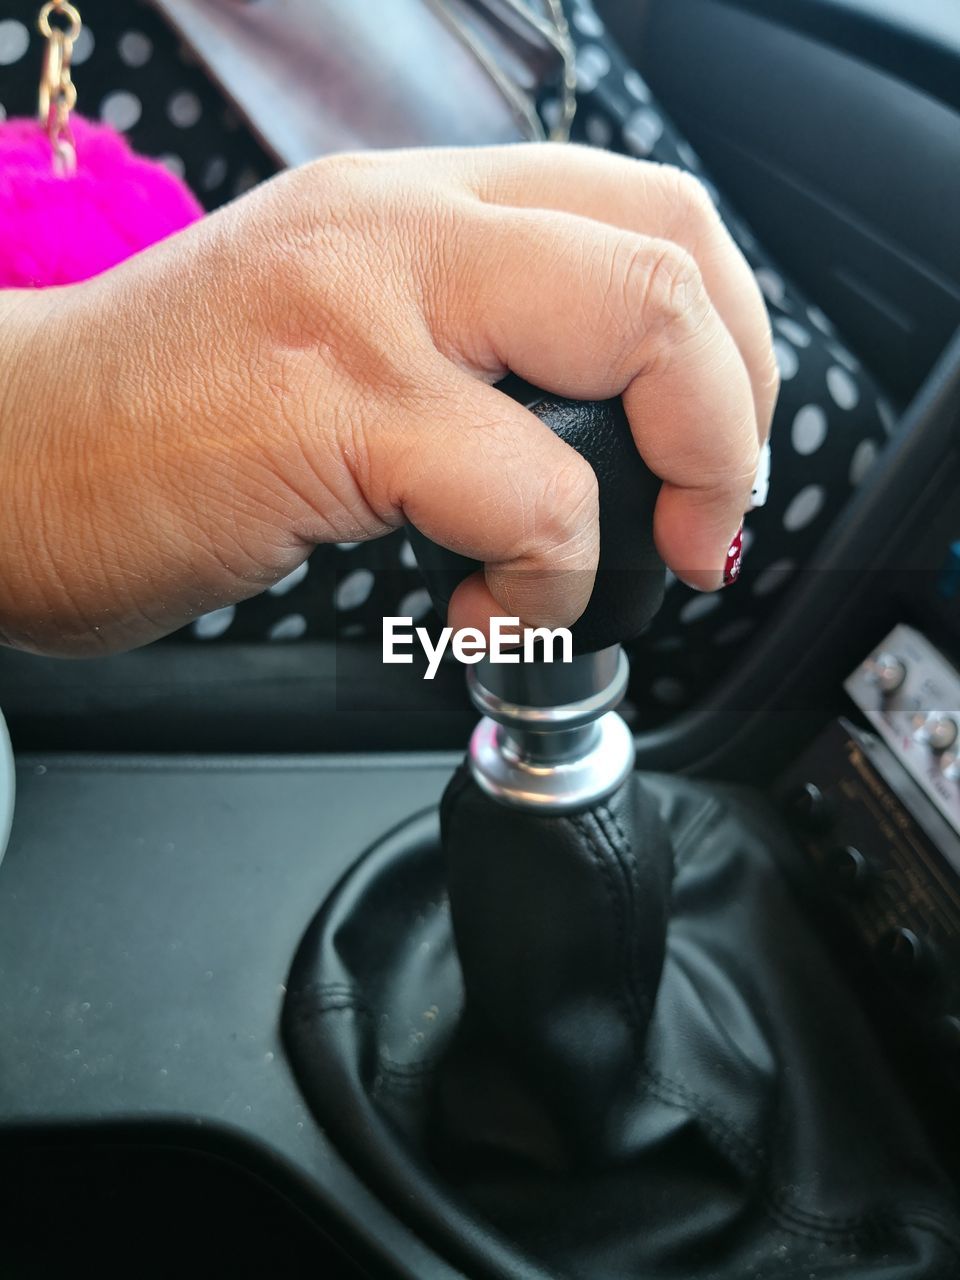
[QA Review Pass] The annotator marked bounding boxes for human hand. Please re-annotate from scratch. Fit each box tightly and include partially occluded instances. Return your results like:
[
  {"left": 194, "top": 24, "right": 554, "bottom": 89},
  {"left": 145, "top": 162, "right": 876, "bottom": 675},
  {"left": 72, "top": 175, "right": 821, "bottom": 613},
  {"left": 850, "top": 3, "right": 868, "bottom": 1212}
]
[{"left": 0, "top": 143, "right": 777, "bottom": 656}]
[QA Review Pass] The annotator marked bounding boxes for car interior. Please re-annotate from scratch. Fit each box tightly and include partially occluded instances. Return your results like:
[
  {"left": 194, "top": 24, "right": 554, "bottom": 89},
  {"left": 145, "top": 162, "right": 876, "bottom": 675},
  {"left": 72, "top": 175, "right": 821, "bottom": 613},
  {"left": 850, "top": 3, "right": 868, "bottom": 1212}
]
[{"left": 2, "top": 0, "right": 960, "bottom": 1276}]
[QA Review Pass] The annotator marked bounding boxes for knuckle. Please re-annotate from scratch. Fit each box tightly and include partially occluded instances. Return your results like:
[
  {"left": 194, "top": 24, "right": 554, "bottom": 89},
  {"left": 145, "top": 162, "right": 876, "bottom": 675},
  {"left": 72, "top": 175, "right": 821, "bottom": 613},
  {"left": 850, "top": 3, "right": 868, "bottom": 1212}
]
[{"left": 623, "top": 239, "right": 708, "bottom": 346}]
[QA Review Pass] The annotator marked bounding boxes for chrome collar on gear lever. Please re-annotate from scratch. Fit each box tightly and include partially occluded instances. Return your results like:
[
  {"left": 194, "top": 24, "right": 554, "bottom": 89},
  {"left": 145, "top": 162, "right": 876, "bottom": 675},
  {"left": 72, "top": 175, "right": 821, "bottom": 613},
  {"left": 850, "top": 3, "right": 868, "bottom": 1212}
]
[{"left": 466, "top": 644, "right": 635, "bottom": 813}]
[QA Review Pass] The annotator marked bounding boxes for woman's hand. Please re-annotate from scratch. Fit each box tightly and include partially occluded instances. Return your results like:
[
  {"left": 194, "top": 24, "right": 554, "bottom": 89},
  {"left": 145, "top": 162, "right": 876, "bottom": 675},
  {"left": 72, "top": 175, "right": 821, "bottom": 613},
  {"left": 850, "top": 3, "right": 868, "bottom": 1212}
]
[{"left": 0, "top": 143, "right": 777, "bottom": 656}]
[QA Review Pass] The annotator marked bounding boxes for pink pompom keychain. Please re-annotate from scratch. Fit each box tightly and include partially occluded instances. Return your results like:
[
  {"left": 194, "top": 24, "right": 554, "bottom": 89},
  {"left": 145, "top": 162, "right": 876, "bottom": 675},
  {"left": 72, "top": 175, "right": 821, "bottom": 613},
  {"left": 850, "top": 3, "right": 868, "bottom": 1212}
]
[{"left": 0, "top": 1, "right": 203, "bottom": 290}]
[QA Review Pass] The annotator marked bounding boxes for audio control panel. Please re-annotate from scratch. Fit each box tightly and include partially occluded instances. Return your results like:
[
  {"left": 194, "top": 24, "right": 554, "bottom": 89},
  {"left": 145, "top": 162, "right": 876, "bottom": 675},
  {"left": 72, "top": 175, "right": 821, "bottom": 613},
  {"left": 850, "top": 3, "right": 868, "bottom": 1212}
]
[
  {"left": 845, "top": 624, "right": 960, "bottom": 841},
  {"left": 776, "top": 718, "right": 960, "bottom": 1079}
]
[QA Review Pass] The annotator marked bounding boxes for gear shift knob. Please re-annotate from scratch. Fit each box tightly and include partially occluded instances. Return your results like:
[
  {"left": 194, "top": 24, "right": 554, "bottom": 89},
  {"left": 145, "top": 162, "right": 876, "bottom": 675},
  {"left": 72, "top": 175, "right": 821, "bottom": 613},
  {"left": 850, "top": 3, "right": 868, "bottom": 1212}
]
[
  {"left": 407, "top": 374, "right": 665, "bottom": 654},
  {"left": 407, "top": 376, "right": 666, "bottom": 812}
]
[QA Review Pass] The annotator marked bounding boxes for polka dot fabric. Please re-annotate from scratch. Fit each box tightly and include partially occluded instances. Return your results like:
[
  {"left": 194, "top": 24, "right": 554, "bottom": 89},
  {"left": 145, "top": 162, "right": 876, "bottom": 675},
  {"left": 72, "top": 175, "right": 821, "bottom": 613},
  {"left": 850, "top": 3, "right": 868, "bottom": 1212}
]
[
  {"left": 537, "top": 0, "right": 897, "bottom": 716},
  {"left": 0, "top": 0, "right": 897, "bottom": 717}
]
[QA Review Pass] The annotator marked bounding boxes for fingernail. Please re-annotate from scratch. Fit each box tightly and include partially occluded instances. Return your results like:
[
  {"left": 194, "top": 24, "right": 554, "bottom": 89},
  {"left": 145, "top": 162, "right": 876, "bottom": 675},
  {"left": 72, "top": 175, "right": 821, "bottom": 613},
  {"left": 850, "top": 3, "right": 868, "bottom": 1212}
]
[
  {"left": 750, "top": 440, "right": 771, "bottom": 509},
  {"left": 723, "top": 522, "right": 744, "bottom": 587}
]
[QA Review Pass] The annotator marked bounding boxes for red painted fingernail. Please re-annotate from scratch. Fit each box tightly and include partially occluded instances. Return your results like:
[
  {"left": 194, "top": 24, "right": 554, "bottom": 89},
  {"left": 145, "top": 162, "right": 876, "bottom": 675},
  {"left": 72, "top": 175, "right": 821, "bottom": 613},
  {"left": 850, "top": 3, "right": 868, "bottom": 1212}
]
[{"left": 723, "top": 522, "right": 744, "bottom": 587}]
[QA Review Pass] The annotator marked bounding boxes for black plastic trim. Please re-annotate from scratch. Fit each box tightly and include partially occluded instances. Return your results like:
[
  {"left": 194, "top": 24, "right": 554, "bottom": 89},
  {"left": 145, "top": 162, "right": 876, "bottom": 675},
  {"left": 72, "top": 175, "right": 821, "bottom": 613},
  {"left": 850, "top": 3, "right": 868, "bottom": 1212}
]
[{"left": 722, "top": 0, "right": 960, "bottom": 113}]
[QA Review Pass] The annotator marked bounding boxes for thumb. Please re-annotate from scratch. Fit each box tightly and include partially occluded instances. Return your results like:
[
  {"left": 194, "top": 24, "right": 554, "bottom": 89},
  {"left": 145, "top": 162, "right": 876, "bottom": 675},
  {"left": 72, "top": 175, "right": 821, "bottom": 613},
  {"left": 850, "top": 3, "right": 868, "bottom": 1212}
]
[{"left": 370, "top": 368, "right": 600, "bottom": 636}]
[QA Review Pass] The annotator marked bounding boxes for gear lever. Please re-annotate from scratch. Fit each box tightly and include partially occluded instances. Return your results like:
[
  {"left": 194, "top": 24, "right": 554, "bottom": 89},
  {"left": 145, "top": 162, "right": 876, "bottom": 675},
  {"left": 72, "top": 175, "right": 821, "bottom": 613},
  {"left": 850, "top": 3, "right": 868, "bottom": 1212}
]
[
  {"left": 284, "top": 380, "right": 960, "bottom": 1280},
  {"left": 406, "top": 373, "right": 665, "bottom": 812}
]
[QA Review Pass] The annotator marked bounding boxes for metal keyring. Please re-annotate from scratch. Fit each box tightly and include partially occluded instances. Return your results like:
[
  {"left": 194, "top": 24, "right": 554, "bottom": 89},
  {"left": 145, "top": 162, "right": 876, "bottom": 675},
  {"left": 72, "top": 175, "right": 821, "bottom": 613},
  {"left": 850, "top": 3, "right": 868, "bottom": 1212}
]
[
  {"left": 38, "top": 1, "right": 82, "bottom": 42},
  {"left": 38, "top": 27, "right": 64, "bottom": 127}
]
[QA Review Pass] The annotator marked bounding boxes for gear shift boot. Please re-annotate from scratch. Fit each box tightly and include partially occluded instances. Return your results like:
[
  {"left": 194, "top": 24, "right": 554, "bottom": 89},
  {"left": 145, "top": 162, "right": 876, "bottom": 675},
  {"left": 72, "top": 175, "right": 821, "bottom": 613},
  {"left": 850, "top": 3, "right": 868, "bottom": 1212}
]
[
  {"left": 438, "top": 764, "right": 672, "bottom": 1155},
  {"left": 284, "top": 769, "right": 960, "bottom": 1278}
]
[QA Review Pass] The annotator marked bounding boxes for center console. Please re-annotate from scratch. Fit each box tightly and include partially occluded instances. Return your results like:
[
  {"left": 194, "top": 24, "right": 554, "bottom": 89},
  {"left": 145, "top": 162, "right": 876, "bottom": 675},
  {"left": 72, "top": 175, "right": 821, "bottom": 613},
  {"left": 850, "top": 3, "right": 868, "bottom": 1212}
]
[{"left": 1, "top": 336, "right": 959, "bottom": 1276}]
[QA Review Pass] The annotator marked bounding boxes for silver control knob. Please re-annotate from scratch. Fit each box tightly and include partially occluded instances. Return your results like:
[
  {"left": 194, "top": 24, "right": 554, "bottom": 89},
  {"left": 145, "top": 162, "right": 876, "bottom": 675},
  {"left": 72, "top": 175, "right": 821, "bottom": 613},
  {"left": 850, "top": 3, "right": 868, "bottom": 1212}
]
[
  {"left": 915, "top": 710, "right": 959, "bottom": 753},
  {"left": 866, "top": 652, "right": 907, "bottom": 696}
]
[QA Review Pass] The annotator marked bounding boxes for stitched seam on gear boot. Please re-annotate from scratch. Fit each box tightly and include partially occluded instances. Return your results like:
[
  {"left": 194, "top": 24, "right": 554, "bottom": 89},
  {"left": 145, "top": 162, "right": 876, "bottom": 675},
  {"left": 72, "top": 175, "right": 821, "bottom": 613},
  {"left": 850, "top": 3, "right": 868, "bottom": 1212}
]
[
  {"left": 570, "top": 809, "right": 649, "bottom": 1054},
  {"left": 596, "top": 800, "right": 661, "bottom": 1027}
]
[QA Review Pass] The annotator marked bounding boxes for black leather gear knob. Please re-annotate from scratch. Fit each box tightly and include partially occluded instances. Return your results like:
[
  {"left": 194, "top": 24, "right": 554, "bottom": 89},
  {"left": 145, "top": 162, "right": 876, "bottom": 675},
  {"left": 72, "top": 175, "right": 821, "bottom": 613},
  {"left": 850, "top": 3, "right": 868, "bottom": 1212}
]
[{"left": 406, "top": 374, "right": 666, "bottom": 654}]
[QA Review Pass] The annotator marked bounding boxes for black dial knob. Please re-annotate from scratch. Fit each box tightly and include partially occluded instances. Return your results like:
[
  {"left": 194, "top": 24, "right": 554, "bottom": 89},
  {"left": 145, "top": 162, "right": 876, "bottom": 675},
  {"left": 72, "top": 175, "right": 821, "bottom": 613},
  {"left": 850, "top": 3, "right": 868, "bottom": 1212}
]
[
  {"left": 823, "top": 844, "right": 870, "bottom": 897},
  {"left": 932, "top": 1014, "right": 960, "bottom": 1063},
  {"left": 877, "top": 926, "right": 926, "bottom": 983},
  {"left": 785, "top": 782, "right": 833, "bottom": 833}
]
